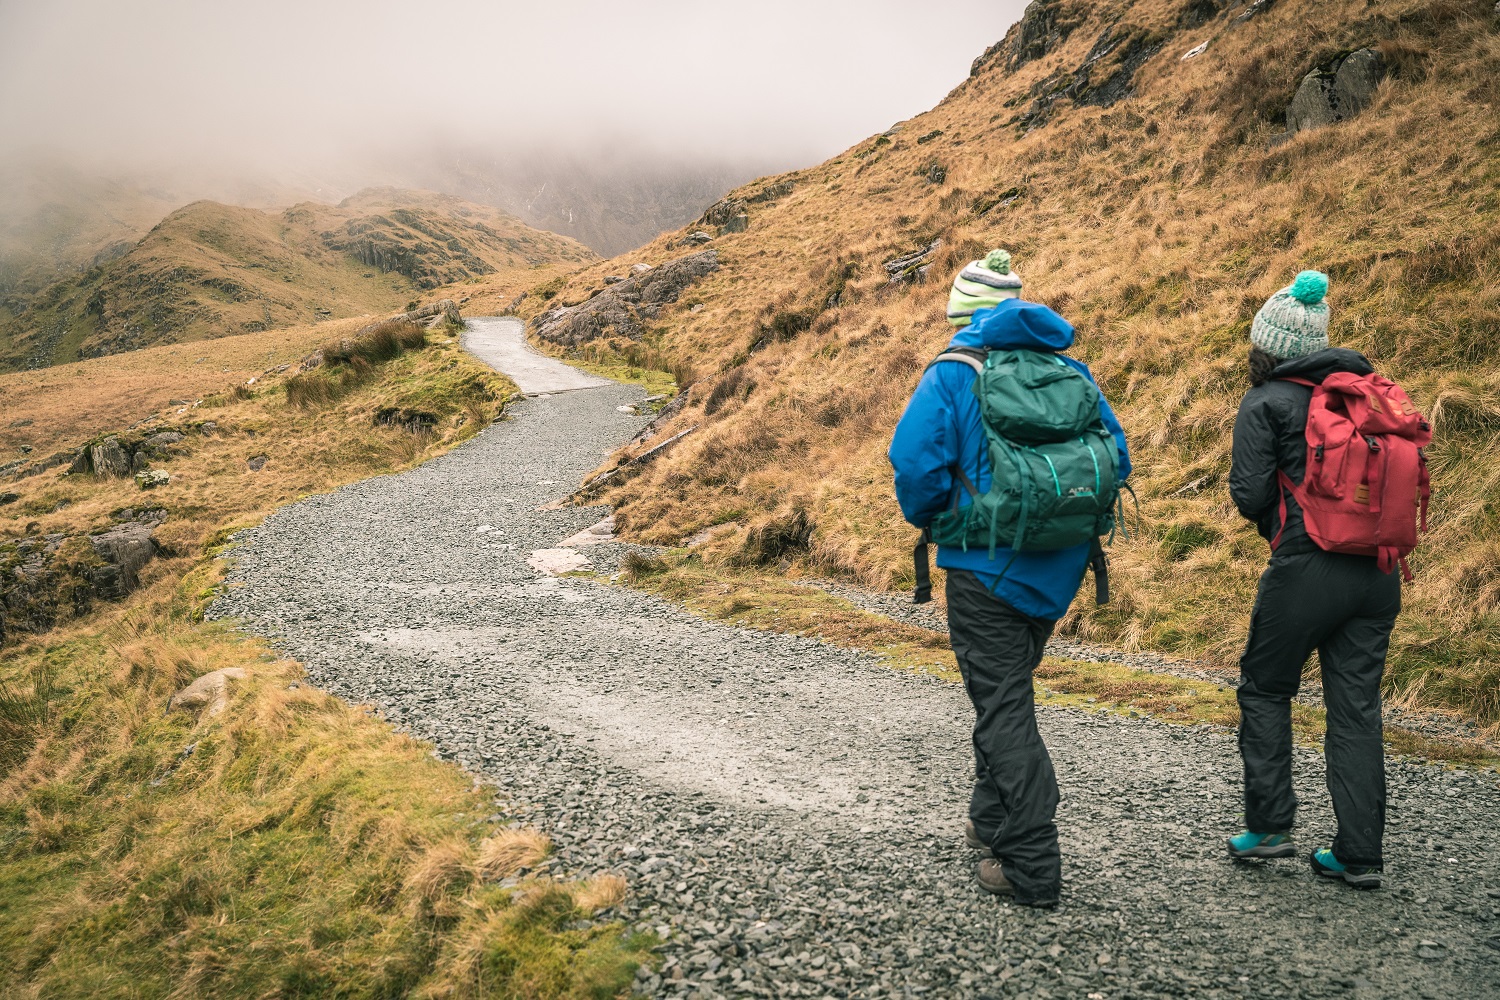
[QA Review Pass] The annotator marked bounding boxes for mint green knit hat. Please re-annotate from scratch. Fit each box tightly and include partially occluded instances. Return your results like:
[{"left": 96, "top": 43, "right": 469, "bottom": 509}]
[
  {"left": 948, "top": 249, "right": 1023, "bottom": 326},
  {"left": 1250, "top": 270, "right": 1330, "bottom": 359}
]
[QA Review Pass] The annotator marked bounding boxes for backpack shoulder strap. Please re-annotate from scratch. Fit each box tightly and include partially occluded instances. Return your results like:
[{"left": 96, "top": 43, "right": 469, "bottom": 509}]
[{"left": 926, "top": 346, "right": 987, "bottom": 374}]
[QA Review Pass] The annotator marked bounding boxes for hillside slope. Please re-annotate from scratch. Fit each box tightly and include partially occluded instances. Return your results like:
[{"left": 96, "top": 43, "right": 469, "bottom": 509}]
[
  {"left": 0, "top": 317, "right": 646, "bottom": 996},
  {"left": 519, "top": 0, "right": 1500, "bottom": 724},
  {"left": 0, "top": 188, "right": 594, "bottom": 370}
]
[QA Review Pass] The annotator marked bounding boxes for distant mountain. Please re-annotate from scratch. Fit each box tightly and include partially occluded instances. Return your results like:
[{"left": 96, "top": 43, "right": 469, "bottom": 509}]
[
  {"left": 0, "top": 188, "right": 593, "bottom": 369},
  {"left": 412, "top": 148, "right": 764, "bottom": 258}
]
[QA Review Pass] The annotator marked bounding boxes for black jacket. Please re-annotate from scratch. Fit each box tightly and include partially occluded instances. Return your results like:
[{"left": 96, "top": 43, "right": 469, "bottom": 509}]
[{"left": 1229, "top": 348, "right": 1376, "bottom": 552}]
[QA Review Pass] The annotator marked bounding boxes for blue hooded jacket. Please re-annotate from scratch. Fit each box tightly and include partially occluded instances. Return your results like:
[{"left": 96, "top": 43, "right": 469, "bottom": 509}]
[{"left": 888, "top": 299, "right": 1131, "bottom": 620}]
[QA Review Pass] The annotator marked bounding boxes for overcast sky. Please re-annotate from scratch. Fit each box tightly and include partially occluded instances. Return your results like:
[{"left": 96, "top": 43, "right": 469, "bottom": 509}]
[{"left": 0, "top": 0, "right": 1027, "bottom": 175}]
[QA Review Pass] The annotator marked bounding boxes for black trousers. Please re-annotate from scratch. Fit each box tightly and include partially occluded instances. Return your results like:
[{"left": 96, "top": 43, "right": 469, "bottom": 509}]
[
  {"left": 946, "top": 569, "right": 1060, "bottom": 901},
  {"left": 1238, "top": 549, "right": 1401, "bottom": 867}
]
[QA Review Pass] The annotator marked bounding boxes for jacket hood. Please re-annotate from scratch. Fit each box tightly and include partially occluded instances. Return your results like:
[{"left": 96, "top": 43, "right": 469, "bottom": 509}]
[
  {"left": 949, "top": 299, "right": 1074, "bottom": 352},
  {"left": 1272, "top": 347, "right": 1374, "bottom": 384}
]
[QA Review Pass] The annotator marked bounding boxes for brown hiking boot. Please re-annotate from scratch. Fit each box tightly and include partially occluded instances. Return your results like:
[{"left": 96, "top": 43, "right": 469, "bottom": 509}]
[
  {"left": 976, "top": 858, "right": 1014, "bottom": 895},
  {"left": 964, "top": 820, "right": 994, "bottom": 857},
  {"left": 977, "top": 859, "right": 1059, "bottom": 908}
]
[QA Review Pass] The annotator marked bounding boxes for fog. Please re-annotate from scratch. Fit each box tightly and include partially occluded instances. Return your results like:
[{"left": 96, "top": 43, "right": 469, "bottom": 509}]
[
  {"left": 1, "top": 0, "right": 1024, "bottom": 171},
  {"left": 0, "top": 1, "right": 1025, "bottom": 259}
]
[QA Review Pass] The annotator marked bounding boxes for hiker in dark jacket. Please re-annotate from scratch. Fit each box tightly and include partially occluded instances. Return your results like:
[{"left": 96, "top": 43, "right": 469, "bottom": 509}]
[
  {"left": 1226, "top": 270, "right": 1398, "bottom": 889},
  {"left": 888, "top": 250, "right": 1130, "bottom": 907}
]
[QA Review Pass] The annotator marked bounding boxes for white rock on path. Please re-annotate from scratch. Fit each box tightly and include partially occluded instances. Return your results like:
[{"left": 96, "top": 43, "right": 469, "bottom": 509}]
[
  {"left": 559, "top": 518, "right": 616, "bottom": 547},
  {"left": 526, "top": 548, "right": 593, "bottom": 575}
]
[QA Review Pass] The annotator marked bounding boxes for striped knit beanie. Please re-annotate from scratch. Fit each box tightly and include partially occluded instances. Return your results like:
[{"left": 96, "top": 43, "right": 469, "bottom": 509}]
[
  {"left": 1250, "top": 270, "right": 1330, "bottom": 360},
  {"left": 947, "top": 249, "right": 1023, "bottom": 326}
]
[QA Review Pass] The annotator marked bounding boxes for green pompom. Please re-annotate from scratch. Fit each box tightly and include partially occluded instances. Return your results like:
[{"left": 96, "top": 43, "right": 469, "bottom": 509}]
[
  {"left": 984, "top": 249, "right": 1012, "bottom": 274},
  {"left": 1290, "top": 270, "right": 1329, "bottom": 304}
]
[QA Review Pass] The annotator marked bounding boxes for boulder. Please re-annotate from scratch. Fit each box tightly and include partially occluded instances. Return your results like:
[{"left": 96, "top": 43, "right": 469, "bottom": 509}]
[
  {"left": 532, "top": 250, "right": 720, "bottom": 348},
  {"left": 88, "top": 522, "right": 159, "bottom": 600},
  {"left": 169, "top": 667, "right": 247, "bottom": 717},
  {"left": 90, "top": 436, "right": 132, "bottom": 478},
  {"left": 680, "top": 231, "right": 715, "bottom": 247},
  {"left": 145, "top": 431, "right": 184, "bottom": 448},
  {"left": 135, "top": 469, "right": 170, "bottom": 489},
  {"left": 746, "top": 181, "right": 793, "bottom": 204},
  {"left": 718, "top": 214, "right": 750, "bottom": 235},
  {"left": 247, "top": 455, "right": 268, "bottom": 472},
  {"left": 603, "top": 275, "right": 625, "bottom": 284},
  {"left": 630, "top": 263, "right": 653, "bottom": 275},
  {"left": 0, "top": 492, "right": 17, "bottom": 505},
  {"left": 1284, "top": 48, "right": 1387, "bottom": 135},
  {"left": 699, "top": 197, "right": 747, "bottom": 229}
]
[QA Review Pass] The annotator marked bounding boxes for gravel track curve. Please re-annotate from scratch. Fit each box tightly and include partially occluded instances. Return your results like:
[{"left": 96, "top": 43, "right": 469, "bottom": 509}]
[{"left": 212, "top": 320, "right": 1500, "bottom": 1000}]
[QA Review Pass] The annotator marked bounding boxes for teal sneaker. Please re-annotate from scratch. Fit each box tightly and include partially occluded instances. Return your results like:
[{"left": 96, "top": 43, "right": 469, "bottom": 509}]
[
  {"left": 1311, "top": 848, "right": 1383, "bottom": 889},
  {"left": 1227, "top": 830, "right": 1296, "bottom": 859}
]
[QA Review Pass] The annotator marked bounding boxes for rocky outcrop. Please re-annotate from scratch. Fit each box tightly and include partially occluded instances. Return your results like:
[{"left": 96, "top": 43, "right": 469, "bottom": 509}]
[
  {"left": 1, "top": 512, "right": 164, "bottom": 644},
  {"left": 89, "top": 436, "right": 132, "bottom": 478},
  {"left": 1009, "top": 22, "right": 1164, "bottom": 130},
  {"left": 86, "top": 521, "right": 160, "bottom": 600},
  {"left": 532, "top": 251, "right": 720, "bottom": 347},
  {"left": 1277, "top": 49, "right": 1387, "bottom": 139},
  {"left": 972, "top": 0, "right": 1084, "bottom": 76},
  {"left": 699, "top": 198, "right": 747, "bottom": 229},
  {"left": 884, "top": 240, "right": 943, "bottom": 284}
]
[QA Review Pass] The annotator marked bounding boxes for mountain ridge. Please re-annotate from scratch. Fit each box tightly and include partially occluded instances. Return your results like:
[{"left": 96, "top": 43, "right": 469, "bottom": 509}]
[{"left": 0, "top": 188, "right": 594, "bottom": 370}]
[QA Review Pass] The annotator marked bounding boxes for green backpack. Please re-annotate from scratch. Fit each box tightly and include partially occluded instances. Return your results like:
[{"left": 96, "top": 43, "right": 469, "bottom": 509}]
[{"left": 912, "top": 347, "right": 1122, "bottom": 603}]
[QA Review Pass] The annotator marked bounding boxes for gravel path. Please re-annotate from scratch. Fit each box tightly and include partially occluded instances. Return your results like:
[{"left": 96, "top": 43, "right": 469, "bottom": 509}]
[
  {"left": 212, "top": 320, "right": 1500, "bottom": 1000},
  {"left": 462, "top": 316, "right": 611, "bottom": 394}
]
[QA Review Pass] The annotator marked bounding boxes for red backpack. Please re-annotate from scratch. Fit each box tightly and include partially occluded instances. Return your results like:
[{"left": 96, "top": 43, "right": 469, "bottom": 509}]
[{"left": 1273, "top": 372, "right": 1431, "bottom": 580}]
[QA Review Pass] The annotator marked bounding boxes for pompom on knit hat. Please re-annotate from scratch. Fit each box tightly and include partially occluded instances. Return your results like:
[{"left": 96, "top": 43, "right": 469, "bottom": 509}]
[
  {"left": 948, "top": 249, "right": 1023, "bottom": 326},
  {"left": 1250, "top": 270, "right": 1330, "bottom": 360}
]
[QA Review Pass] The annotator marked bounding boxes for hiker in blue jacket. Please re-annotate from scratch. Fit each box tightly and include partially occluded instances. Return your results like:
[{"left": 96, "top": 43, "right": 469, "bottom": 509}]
[{"left": 889, "top": 250, "right": 1129, "bottom": 907}]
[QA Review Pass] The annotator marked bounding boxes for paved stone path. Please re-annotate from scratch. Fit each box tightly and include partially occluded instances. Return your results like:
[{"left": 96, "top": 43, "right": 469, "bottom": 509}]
[{"left": 211, "top": 320, "right": 1500, "bottom": 1000}]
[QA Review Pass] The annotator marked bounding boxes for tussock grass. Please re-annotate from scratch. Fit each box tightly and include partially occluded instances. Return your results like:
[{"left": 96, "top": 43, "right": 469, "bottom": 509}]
[
  {"left": 0, "top": 322, "right": 649, "bottom": 995},
  {"left": 477, "top": 829, "right": 552, "bottom": 881},
  {"left": 285, "top": 318, "right": 431, "bottom": 409},
  {"left": 0, "top": 597, "right": 650, "bottom": 997},
  {"left": 524, "top": 0, "right": 1500, "bottom": 729}
]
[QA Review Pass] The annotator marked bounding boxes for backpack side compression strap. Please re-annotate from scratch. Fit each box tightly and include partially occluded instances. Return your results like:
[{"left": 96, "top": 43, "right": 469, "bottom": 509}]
[
  {"left": 1089, "top": 536, "right": 1109, "bottom": 606},
  {"left": 913, "top": 527, "right": 934, "bottom": 604}
]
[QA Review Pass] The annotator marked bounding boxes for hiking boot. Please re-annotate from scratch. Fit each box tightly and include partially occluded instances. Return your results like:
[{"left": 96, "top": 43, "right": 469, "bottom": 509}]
[
  {"left": 977, "top": 859, "right": 1058, "bottom": 908},
  {"left": 1312, "top": 848, "right": 1383, "bottom": 889},
  {"left": 1227, "top": 830, "right": 1296, "bottom": 860},
  {"left": 964, "top": 820, "right": 994, "bottom": 857}
]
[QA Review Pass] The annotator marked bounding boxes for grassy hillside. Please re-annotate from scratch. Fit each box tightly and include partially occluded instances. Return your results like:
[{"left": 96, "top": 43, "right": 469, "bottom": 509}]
[
  {"left": 0, "top": 316, "right": 648, "bottom": 996},
  {"left": 0, "top": 188, "right": 594, "bottom": 371},
  {"left": 519, "top": 0, "right": 1500, "bottom": 727}
]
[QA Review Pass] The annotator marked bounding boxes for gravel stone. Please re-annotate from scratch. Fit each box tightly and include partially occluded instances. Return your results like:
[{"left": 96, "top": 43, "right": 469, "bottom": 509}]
[{"left": 210, "top": 324, "right": 1500, "bottom": 999}]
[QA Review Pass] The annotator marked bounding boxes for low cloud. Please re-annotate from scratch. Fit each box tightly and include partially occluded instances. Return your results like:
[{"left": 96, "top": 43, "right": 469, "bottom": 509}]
[{"left": 0, "top": 0, "right": 1025, "bottom": 179}]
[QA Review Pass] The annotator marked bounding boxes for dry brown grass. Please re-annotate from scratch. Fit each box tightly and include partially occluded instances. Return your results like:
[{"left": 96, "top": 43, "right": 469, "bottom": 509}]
[
  {"left": 476, "top": 829, "right": 552, "bottom": 881},
  {"left": 571, "top": 874, "right": 628, "bottom": 914},
  {"left": 519, "top": 0, "right": 1500, "bottom": 728}
]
